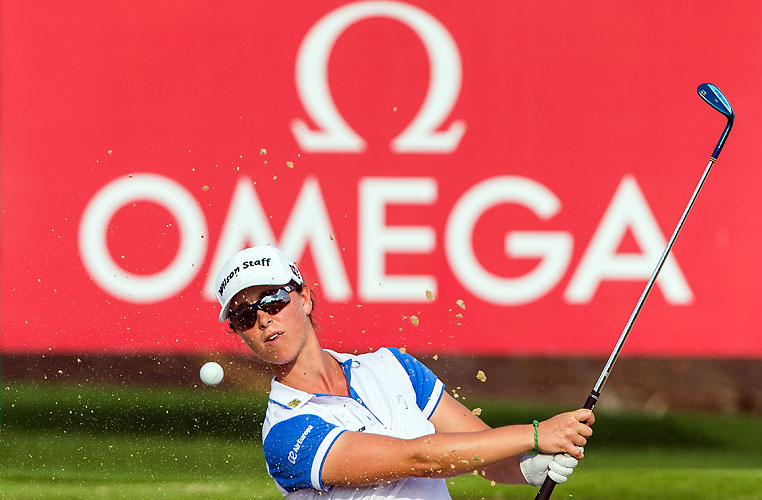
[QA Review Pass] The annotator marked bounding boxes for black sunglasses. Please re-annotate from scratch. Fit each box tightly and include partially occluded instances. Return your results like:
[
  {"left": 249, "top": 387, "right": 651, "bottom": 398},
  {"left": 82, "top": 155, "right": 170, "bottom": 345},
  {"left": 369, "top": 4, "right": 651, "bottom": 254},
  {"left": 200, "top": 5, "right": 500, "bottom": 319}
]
[{"left": 228, "top": 285, "right": 297, "bottom": 333}]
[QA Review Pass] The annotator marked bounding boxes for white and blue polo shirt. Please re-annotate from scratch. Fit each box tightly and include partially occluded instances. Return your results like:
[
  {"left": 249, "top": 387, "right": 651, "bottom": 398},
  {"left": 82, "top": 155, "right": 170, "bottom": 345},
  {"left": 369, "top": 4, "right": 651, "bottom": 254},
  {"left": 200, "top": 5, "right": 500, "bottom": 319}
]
[{"left": 261, "top": 347, "right": 450, "bottom": 500}]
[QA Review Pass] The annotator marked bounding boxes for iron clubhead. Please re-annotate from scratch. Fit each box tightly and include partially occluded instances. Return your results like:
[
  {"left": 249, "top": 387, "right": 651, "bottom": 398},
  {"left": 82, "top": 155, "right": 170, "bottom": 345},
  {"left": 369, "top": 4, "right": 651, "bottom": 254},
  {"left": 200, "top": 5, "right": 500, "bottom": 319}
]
[{"left": 698, "top": 83, "right": 734, "bottom": 120}]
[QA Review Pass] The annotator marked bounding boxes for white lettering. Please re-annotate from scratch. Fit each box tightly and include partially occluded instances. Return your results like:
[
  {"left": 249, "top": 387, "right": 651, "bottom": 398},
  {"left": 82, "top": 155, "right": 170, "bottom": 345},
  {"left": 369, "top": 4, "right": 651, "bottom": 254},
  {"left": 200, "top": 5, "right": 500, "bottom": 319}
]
[
  {"left": 445, "top": 176, "right": 572, "bottom": 304},
  {"left": 79, "top": 173, "right": 694, "bottom": 309},
  {"left": 78, "top": 173, "right": 207, "bottom": 303},
  {"left": 204, "top": 177, "right": 351, "bottom": 301},
  {"left": 288, "top": 424, "right": 314, "bottom": 464},
  {"left": 565, "top": 175, "right": 692, "bottom": 303},
  {"left": 204, "top": 176, "right": 276, "bottom": 299},
  {"left": 359, "top": 177, "right": 437, "bottom": 301},
  {"left": 279, "top": 178, "right": 351, "bottom": 301},
  {"left": 292, "top": 1, "right": 465, "bottom": 153}
]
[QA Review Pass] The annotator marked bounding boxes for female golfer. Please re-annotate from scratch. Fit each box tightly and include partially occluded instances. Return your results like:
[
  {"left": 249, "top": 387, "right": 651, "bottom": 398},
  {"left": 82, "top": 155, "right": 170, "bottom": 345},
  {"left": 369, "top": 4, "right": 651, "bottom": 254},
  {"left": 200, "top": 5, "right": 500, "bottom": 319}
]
[{"left": 214, "top": 245, "right": 593, "bottom": 499}]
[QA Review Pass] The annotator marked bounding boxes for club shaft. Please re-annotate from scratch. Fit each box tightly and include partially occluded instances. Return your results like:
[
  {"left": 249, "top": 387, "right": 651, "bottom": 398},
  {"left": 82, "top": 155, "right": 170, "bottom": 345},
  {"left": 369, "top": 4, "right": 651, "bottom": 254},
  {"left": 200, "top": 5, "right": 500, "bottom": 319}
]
[
  {"left": 592, "top": 156, "right": 714, "bottom": 395},
  {"left": 589, "top": 119, "right": 732, "bottom": 403},
  {"left": 536, "top": 149, "right": 725, "bottom": 500},
  {"left": 536, "top": 86, "right": 733, "bottom": 500}
]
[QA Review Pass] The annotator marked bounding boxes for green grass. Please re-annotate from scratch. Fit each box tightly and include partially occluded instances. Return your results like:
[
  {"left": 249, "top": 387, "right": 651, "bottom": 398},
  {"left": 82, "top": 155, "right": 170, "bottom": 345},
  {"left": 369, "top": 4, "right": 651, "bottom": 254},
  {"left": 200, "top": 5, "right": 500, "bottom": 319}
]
[
  {"left": 2, "top": 383, "right": 762, "bottom": 499},
  {"left": 0, "top": 431, "right": 276, "bottom": 499}
]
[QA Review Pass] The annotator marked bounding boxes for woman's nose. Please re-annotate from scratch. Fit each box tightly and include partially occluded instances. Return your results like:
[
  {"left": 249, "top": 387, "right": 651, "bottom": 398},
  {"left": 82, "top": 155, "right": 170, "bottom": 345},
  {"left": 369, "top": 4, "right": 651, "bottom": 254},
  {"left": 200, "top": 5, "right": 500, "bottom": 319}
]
[{"left": 257, "top": 310, "right": 273, "bottom": 329}]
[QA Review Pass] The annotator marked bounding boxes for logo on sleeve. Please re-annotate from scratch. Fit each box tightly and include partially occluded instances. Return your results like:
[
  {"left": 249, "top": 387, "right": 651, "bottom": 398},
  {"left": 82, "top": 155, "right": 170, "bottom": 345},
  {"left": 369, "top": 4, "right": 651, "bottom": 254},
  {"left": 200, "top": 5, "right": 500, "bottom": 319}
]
[{"left": 287, "top": 425, "right": 313, "bottom": 464}]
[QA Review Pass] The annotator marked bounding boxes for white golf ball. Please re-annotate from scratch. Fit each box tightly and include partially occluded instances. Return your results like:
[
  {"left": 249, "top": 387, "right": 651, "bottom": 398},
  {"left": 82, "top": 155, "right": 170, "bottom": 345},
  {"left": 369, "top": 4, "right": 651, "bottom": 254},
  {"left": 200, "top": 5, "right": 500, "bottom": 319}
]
[{"left": 199, "top": 361, "right": 224, "bottom": 386}]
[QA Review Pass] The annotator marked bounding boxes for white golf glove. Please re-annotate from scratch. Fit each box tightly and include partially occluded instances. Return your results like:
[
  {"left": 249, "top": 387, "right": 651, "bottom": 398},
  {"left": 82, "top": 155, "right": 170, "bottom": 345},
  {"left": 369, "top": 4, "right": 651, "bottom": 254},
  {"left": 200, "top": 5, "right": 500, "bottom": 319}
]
[{"left": 519, "top": 447, "right": 583, "bottom": 486}]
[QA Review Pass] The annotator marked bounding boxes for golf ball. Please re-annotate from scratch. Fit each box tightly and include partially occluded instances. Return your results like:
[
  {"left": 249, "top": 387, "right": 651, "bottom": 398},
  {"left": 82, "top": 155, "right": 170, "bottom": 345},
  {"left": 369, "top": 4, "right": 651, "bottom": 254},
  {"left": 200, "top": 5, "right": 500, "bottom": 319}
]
[{"left": 200, "top": 361, "right": 224, "bottom": 386}]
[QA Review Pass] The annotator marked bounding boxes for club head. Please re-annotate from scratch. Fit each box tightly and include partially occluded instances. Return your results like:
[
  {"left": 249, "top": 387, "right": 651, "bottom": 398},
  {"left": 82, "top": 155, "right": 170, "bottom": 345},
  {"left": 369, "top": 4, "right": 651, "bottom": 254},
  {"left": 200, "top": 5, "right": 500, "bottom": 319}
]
[{"left": 697, "top": 83, "right": 734, "bottom": 120}]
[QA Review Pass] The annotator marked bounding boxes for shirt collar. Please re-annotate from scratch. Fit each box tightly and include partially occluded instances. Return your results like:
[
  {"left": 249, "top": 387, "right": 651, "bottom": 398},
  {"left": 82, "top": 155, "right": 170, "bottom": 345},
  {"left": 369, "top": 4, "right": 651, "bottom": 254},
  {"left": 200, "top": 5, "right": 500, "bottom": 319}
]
[
  {"left": 269, "top": 378, "right": 313, "bottom": 410},
  {"left": 268, "top": 349, "right": 360, "bottom": 410},
  {"left": 323, "top": 348, "right": 360, "bottom": 366}
]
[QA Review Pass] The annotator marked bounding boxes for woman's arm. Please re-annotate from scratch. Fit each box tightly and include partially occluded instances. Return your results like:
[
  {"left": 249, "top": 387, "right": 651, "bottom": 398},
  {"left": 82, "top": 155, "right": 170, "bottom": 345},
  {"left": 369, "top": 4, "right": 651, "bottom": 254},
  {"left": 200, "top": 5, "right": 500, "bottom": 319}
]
[
  {"left": 429, "top": 392, "right": 589, "bottom": 485},
  {"left": 320, "top": 395, "right": 592, "bottom": 488},
  {"left": 429, "top": 391, "right": 526, "bottom": 484},
  {"left": 321, "top": 422, "right": 534, "bottom": 486}
]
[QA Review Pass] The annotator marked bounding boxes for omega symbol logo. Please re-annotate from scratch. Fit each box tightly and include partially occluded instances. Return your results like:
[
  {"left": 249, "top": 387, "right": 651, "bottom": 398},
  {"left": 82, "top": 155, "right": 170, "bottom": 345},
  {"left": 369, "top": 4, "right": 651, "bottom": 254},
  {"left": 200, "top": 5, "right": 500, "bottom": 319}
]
[{"left": 292, "top": 1, "right": 466, "bottom": 153}]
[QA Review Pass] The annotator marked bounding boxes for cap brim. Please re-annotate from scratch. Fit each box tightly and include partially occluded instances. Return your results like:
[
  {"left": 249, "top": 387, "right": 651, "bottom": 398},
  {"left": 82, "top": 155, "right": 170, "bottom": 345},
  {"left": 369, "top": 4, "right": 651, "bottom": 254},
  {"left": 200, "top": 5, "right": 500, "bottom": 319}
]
[{"left": 219, "top": 301, "right": 232, "bottom": 322}]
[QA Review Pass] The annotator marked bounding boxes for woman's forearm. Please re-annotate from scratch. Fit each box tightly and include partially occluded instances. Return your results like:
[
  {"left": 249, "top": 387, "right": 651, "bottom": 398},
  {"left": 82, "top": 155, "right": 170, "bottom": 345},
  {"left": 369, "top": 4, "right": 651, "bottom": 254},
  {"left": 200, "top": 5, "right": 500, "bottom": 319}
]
[
  {"left": 322, "top": 408, "right": 591, "bottom": 487},
  {"left": 407, "top": 425, "right": 534, "bottom": 477}
]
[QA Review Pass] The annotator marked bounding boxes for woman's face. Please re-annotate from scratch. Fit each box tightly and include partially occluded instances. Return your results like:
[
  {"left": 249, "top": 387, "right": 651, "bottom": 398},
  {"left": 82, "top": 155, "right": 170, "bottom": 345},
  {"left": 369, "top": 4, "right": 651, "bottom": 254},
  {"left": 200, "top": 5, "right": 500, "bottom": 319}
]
[{"left": 228, "top": 284, "right": 313, "bottom": 365}]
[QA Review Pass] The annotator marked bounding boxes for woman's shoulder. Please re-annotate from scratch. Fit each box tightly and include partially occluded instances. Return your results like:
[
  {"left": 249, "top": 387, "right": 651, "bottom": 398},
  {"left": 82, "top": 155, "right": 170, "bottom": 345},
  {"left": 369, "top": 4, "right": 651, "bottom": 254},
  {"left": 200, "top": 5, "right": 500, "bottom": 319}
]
[{"left": 331, "top": 346, "right": 406, "bottom": 364}]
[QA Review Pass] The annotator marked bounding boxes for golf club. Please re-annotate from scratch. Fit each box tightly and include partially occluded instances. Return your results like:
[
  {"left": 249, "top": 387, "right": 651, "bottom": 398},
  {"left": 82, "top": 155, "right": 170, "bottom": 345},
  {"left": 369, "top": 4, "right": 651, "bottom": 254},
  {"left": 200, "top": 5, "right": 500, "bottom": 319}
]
[{"left": 535, "top": 83, "right": 735, "bottom": 500}]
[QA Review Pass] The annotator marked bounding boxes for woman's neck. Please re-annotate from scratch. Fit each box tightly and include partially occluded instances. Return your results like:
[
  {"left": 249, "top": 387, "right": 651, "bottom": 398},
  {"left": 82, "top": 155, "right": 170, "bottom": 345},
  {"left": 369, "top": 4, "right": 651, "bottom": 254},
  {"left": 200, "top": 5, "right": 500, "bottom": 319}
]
[{"left": 272, "top": 340, "right": 349, "bottom": 397}]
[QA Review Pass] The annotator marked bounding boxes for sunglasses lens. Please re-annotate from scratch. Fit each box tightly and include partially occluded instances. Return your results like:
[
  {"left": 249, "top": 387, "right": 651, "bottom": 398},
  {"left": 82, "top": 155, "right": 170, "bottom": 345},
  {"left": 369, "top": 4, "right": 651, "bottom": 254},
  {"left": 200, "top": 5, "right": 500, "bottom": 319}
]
[
  {"left": 229, "top": 287, "right": 293, "bottom": 332},
  {"left": 231, "top": 306, "right": 258, "bottom": 332},
  {"left": 259, "top": 288, "right": 291, "bottom": 314}
]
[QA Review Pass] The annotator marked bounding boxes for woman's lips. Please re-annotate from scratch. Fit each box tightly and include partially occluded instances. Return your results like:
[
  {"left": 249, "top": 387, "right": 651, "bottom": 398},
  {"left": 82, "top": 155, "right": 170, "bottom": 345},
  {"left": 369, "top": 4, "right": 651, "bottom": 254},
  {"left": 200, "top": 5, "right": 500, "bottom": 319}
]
[{"left": 264, "top": 331, "right": 283, "bottom": 343}]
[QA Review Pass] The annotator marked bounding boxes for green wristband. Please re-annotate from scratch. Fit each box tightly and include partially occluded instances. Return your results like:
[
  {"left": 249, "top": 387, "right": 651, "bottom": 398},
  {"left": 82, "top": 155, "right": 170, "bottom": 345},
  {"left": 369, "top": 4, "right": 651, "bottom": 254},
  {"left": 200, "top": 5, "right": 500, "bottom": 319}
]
[{"left": 532, "top": 420, "right": 539, "bottom": 454}]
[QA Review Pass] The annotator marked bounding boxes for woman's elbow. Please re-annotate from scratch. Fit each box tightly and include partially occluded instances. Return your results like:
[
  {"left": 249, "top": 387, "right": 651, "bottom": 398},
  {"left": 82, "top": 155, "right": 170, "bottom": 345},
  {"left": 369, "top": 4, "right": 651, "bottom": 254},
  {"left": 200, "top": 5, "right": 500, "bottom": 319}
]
[
  {"left": 408, "top": 457, "right": 446, "bottom": 478},
  {"left": 406, "top": 445, "right": 450, "bottom": 478}
]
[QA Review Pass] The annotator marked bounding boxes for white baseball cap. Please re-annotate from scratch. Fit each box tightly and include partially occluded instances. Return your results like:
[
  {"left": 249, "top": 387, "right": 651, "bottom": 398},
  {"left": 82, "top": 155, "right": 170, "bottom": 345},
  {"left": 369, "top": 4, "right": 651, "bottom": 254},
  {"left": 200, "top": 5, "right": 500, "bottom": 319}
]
[{"left": 214, "top": 245, "right": 303, "bottom": 322}]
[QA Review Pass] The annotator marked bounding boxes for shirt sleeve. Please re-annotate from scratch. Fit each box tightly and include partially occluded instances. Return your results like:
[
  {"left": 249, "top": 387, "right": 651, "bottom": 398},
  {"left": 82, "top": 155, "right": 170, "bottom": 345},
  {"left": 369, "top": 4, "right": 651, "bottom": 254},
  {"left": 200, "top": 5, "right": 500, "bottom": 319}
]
[
  {"left": 386, "top": 347, "right": 445, "bottom": 418},
  {"left": 263, "top": 414, "right": 345, "bottom": 492}
]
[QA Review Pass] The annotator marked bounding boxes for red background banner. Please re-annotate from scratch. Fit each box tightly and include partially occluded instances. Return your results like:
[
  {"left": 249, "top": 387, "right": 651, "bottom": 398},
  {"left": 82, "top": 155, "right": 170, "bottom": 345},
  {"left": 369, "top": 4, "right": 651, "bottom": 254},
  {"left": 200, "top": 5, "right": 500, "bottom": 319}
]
[{"left": 3, "top": 1, "right": 762, "bottom": 356}]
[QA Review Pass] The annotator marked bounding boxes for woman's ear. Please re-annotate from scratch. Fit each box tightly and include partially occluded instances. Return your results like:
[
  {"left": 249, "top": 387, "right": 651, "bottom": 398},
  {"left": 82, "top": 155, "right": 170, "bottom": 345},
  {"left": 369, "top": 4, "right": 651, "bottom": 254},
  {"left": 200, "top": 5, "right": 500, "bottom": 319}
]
[{"left": 300, "top": 285, "right": 313, "bottom": 315}]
